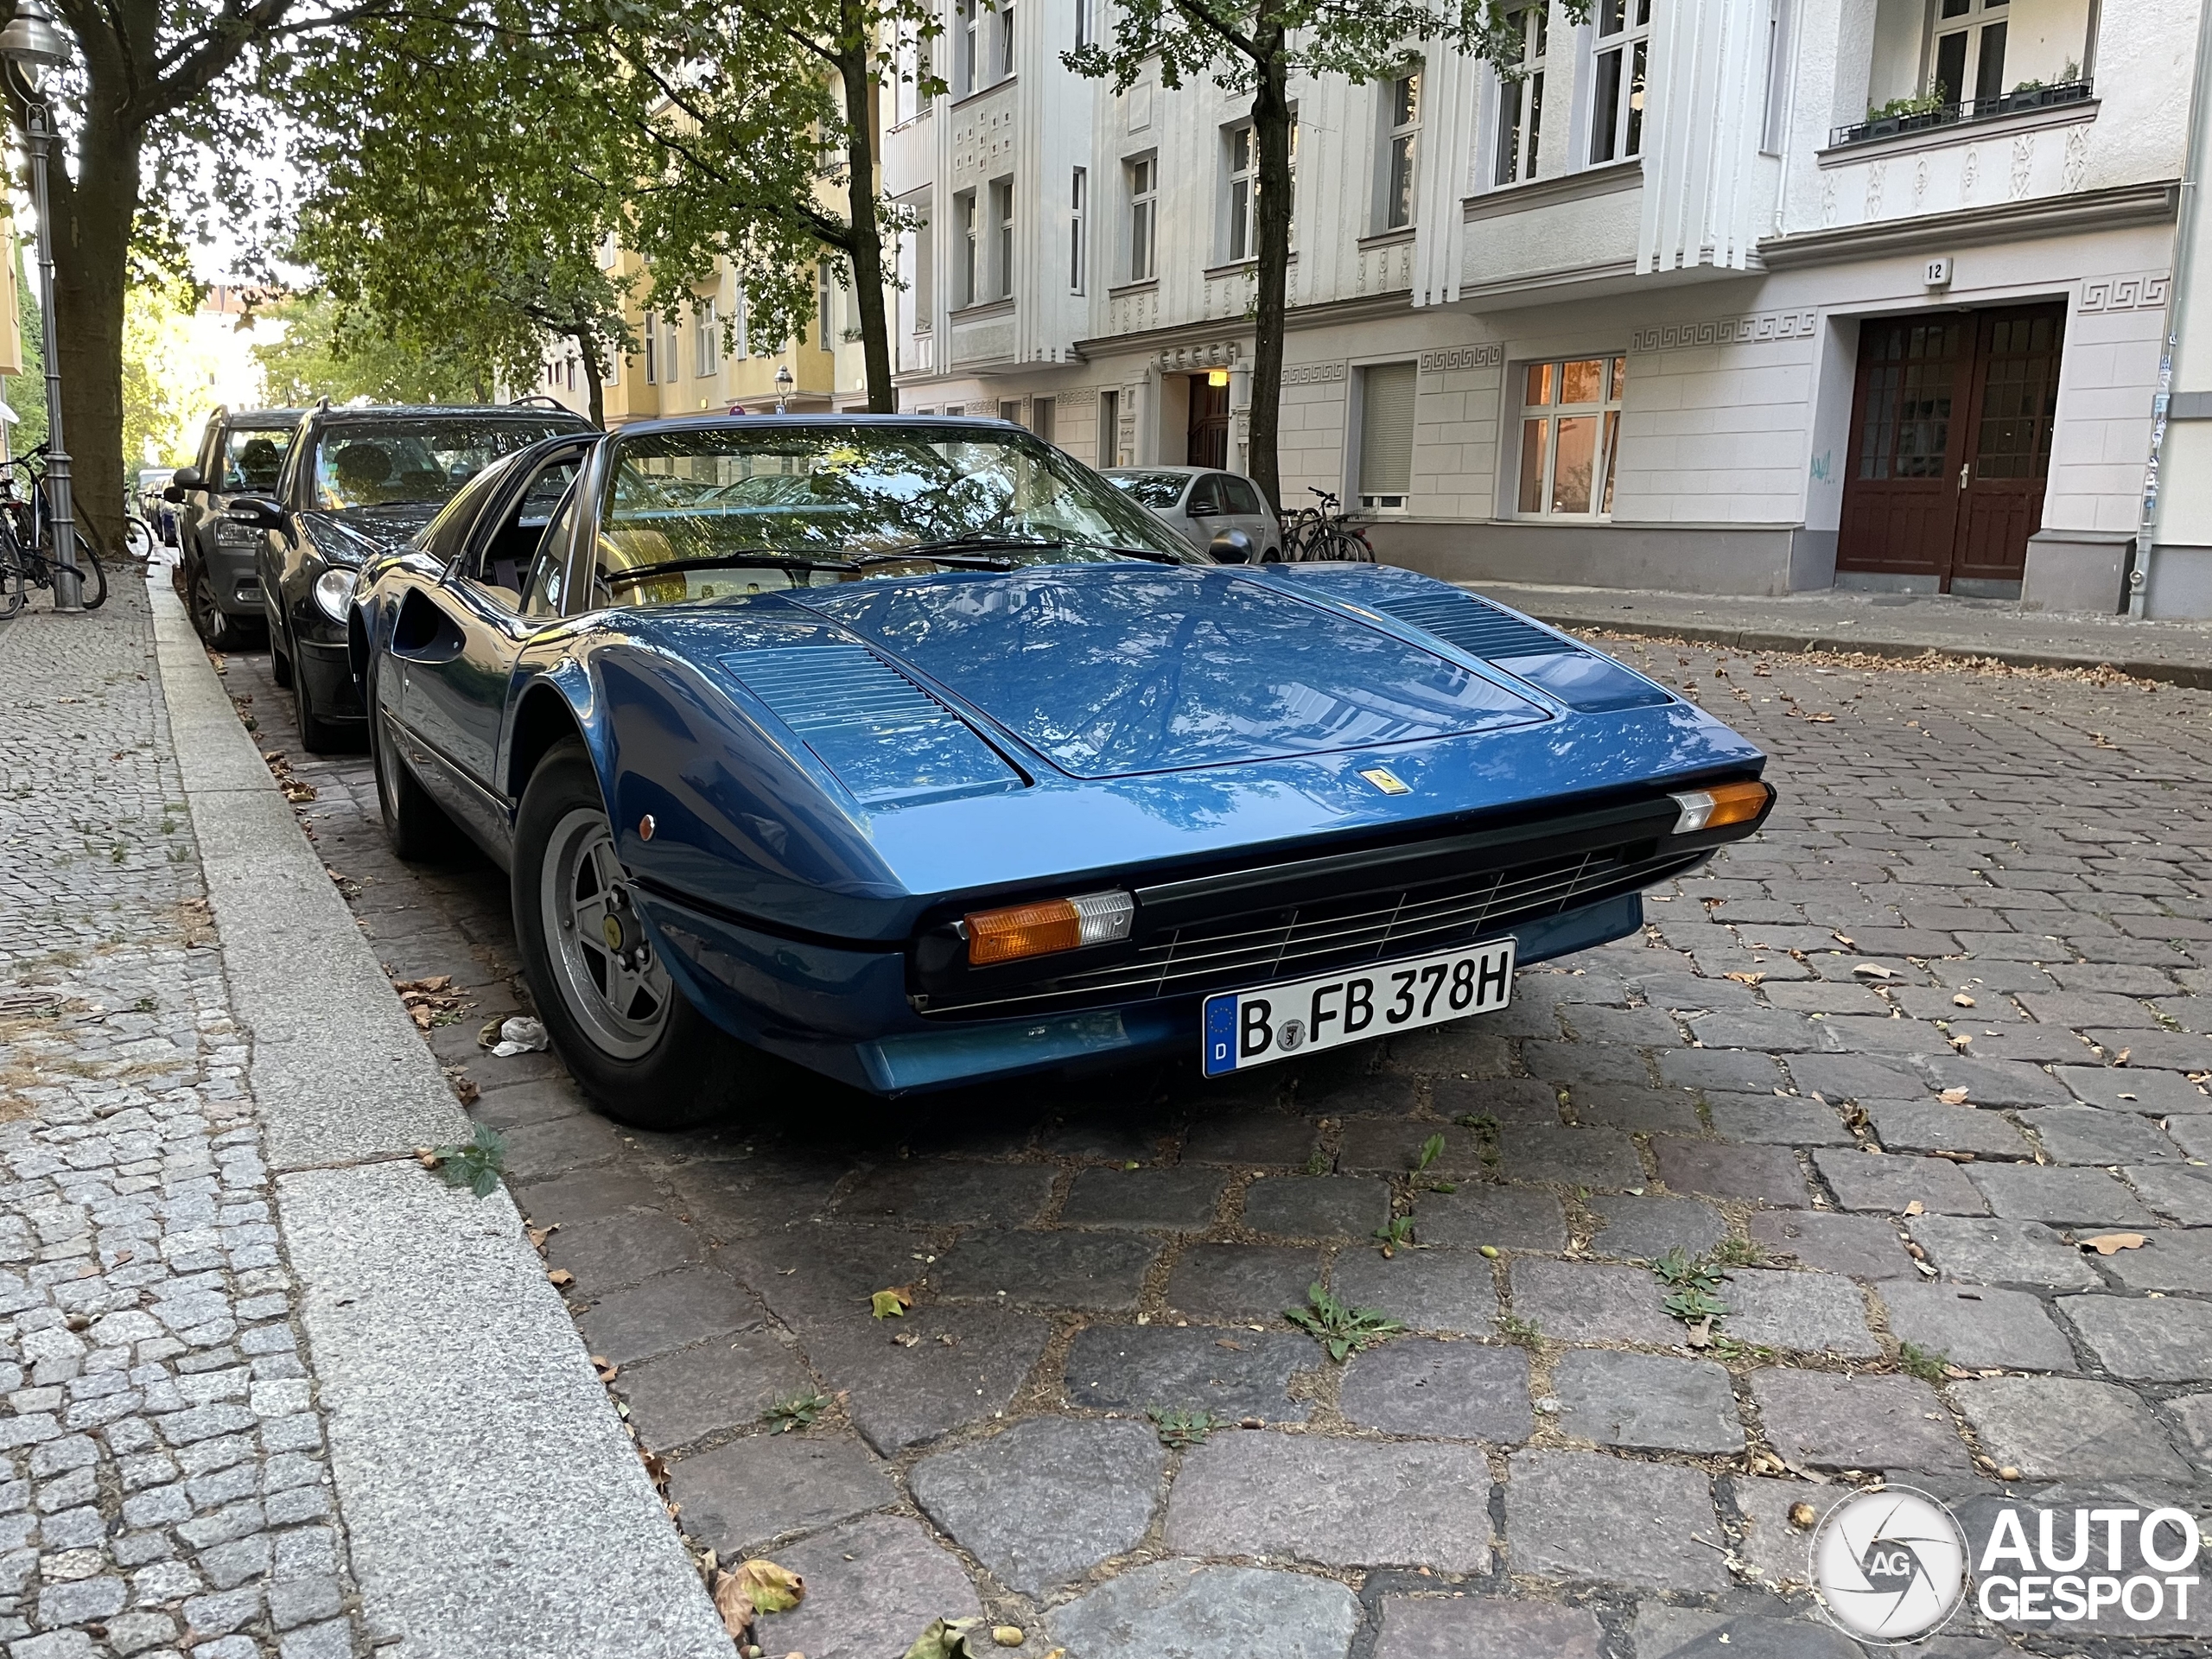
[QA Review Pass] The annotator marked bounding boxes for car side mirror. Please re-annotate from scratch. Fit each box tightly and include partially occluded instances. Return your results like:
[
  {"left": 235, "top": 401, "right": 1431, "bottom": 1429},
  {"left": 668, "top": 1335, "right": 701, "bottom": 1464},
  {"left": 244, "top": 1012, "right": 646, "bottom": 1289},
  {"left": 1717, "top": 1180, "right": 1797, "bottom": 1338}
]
[
  {"left": 161, "top": 485, "right": 185, "bottom": 504},
  {"left": 1209, "top": 529, "right": 1255, "bottom": 564},
  {"left": 226, "top": 497, "right": 286, "bottom": 532},
  {"left": 171, "top": 466, "right": 204, "bottom": 493}
]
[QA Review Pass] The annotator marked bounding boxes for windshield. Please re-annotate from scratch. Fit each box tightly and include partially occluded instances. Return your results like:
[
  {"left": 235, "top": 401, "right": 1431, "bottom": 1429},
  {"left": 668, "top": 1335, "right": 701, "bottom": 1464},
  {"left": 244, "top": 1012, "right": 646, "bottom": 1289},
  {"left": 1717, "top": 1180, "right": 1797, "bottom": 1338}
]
[
  {"left": 1108, "top": 471, "right": 1192, "bottom": 510},
  {"left": 312, "top": 418, "right": 583, "bottom": 510},
  {"left": 219, "top": 426, "right": 295, "bottom": 493},
  {"left": 595, "top": 423, "right": 1205, "bottom": 606}
]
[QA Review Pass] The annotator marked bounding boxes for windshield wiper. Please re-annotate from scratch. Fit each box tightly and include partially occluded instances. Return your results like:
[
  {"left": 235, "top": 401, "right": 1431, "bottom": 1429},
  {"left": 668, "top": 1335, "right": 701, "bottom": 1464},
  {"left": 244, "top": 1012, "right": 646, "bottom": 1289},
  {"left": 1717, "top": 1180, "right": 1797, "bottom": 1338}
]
[
  {"left": 863, "top": 537, "right": 1187, "bottom": 569},
  {"left": 605, "top": 553, "right": 859, "bottom": 582},
  {"left": 851, "top": 546, "right": 1022, "bottom": 571}
]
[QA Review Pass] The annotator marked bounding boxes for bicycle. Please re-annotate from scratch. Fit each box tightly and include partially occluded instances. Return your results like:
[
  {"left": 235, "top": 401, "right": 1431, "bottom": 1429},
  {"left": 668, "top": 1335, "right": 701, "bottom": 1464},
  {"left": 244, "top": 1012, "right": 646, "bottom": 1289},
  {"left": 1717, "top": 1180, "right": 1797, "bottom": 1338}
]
[
  {"left": 1280, "top": 487, "right": 1376, "bottom": 563},
  {"left": 0, "top": 445, "right": 107, "bottom": 617}
]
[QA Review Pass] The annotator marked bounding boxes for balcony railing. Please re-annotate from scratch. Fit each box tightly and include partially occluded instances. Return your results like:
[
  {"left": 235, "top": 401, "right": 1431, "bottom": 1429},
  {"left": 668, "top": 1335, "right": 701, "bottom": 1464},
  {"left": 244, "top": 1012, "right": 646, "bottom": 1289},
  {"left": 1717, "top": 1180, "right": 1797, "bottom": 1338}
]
[{"left": 1829, "top": 79, "right": 2092, "bottom": 149}]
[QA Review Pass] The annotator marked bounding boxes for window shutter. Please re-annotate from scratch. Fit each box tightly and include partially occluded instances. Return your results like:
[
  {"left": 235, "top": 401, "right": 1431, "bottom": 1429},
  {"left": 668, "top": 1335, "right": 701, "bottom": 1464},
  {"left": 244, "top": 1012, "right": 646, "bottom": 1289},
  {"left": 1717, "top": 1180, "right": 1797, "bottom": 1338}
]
[{"left": 1359, "top": 363, "right": 1417, "bottom": 495}]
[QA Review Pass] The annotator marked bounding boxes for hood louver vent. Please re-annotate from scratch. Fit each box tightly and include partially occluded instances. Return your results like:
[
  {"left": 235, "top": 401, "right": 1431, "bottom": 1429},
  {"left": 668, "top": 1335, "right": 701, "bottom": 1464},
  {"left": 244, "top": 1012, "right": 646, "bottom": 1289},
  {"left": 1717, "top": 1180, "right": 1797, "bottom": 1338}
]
[
  {"left": 721, "top": 645, "right": 1020, "bottom": 809},
  {"left": 1374, "top": 589, "right": 1579, "bottom": 661},
  {"left": 1376, "top": 590, "right": 1673, "bottom": 715}
]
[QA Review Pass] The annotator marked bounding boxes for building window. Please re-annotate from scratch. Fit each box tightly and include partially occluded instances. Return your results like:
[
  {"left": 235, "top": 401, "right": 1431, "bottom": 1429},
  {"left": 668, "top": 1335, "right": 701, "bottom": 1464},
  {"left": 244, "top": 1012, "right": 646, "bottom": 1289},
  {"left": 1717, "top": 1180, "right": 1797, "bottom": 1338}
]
[
  {"left": 999, "top": 398, "right": 1023, "bottom": 424},
  {"left": 914, "top": 210, "right": 936, "bottom": 329},
  {"left": 1128, "top": 156, "right": 1156, "bottom": 281},
  {"left": 1760, "top": 0, "right": 1792, "bottom": 154},
  {"left": 818, "top": 262, "right": 836, "bottom": 350},
  {"left": 1032, "top": 394, "right": 1057, "bottom": 444},
  {"left": 1932, "top": 0, "right": 2007, "bottom": 108},
  {"left": 1590, "top": 0, "right": 1650, "bottom": 164},
  {"left": 1380, "top": 71, "right": 1421, "bottom": 232},
  {"left": 1516, "top": 355, "right": 1625, "bottom": 517},
  {"left": 695, "top": 298, "right": 720, "bottom": 378},
  {"left": 995, "top": 1, "right": 1015, "bottom": 79},
  {"left": 1073, "top": 0, "right": 1091, "bottom": 48},
  {"left": 661, "top": 312, "right": 681, "bottom": 382},
  {"left": 957, "top": 188, "right": 979, "bottom": 306},
  {"left": 603, "top": 343, "right": 617, "bottom": 387},
  {"left": 1494, "top": 6, "right": 1547, "bottom": 185},
  {"left": 643, "top": 311, "right": 658, "bottom": 384},
  {"left": 1225, "top": 124, "right": 1256, "bottom": 262},
  {"left": 1098, "top": 388, "right": 1119, "bottom": 465},
  {"left": 957, "top": 0, "right": 979, "bottom": 93},
  {"left": 1357, "top": 362, "right": 1417, "bottom": 510},
  {"left": 990, "top": 176, "right": 1014, "bottom": 299},
  {"left": 1070, "top": 168, "right": 1087, "bottom": 293},
  {"left": 945, "top": 403, "right": 965, "bottom": 416}
]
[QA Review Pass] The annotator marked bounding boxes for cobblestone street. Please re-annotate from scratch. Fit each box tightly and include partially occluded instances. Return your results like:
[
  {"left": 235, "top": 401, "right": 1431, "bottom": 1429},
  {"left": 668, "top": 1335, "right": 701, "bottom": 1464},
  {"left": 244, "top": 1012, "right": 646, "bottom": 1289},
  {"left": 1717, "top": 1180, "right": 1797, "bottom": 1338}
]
[
  {"left": 0, "top": 585, "right": 362, "bottom": 1659},
  {"left": 201, "top": 626, "right": 2212, "bottom": 1654}
]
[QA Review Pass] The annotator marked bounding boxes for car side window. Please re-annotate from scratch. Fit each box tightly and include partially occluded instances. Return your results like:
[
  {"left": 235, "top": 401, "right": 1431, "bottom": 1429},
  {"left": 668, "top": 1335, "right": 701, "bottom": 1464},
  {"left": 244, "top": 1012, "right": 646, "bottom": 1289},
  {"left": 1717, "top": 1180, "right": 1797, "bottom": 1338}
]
[
  {"left": 1187, "top": 476, "right": 1224, "bottom": 516},
  {"left": 523, "top": 487, "right": 582, "bottom": 618},
  {"left": 473, "top": 459, "right": 581, "bottom": 610},
  {"left": 1224, "top": 477, "right": 1263, "bottom": 516}
]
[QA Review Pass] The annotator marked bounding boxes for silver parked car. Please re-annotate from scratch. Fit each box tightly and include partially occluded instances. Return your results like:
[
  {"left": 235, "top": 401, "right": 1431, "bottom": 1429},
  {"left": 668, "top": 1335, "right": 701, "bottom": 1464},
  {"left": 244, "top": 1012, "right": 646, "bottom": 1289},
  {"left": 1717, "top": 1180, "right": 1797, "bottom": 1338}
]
[{"left": 1104, "top": 466, "right": 1282, "bottom": 562}]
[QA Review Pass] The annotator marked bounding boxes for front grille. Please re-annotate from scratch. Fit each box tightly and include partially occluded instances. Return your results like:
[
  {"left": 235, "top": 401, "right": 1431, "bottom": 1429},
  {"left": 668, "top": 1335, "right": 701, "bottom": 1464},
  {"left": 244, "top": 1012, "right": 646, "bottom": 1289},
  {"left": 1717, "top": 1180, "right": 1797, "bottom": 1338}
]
[{"left": 919, "top": 839, "right": 1702, "bottom": 1018}]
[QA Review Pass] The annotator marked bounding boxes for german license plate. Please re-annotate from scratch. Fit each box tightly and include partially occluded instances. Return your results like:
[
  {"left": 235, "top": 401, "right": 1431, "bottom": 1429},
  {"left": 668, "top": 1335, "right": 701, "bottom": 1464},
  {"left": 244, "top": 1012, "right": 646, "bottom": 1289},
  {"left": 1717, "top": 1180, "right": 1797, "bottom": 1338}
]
[{"left": 1201, "top": 938, "right": 1516, "bottom": 1076}]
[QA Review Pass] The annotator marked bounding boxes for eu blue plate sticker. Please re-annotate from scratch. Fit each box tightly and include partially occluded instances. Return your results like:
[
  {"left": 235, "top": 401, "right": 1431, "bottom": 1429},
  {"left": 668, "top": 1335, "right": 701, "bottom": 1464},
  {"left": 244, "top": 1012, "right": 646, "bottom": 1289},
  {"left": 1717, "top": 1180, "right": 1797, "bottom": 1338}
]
[{"left": 1203, "top": 994, "right": 1238, "bottom": 1077}]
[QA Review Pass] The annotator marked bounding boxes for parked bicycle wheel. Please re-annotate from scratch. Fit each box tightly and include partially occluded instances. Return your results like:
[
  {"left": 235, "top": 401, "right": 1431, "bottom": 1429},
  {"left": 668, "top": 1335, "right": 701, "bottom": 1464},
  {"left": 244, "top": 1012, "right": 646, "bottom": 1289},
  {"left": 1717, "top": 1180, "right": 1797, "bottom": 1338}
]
[
  {"left": 124, "top": 515, "right": 155, "bottom": 561},
  {"left": 0, "top": 551, "right": 22, "bottom": 621}
]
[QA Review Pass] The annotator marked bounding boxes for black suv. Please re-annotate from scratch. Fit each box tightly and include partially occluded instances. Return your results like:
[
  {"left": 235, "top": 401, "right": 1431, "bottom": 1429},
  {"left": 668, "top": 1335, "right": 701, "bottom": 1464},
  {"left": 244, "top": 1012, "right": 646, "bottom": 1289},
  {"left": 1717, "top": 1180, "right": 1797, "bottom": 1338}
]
[
  {"left": 233, "top": 401, "right": 595, "bottom": 751},
  {"left": 167, "top": 407, "right": 307, "bottom": 647}
]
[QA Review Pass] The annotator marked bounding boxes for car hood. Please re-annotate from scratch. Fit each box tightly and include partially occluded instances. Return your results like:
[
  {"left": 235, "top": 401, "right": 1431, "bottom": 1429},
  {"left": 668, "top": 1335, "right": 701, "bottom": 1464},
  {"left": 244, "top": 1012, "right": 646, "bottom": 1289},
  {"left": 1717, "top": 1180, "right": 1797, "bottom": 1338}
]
[
  {"left": 298, "top": 503, "right": 442, "bottom": 565},
  {"left": 787, "top": 565, "right": 1552, "bottom": 779}
]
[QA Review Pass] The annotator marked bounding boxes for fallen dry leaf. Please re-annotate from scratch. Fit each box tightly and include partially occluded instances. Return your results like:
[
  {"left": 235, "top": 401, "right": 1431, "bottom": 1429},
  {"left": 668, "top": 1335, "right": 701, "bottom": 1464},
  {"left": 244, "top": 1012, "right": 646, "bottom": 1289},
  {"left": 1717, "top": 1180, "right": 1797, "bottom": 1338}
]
[
  {"left": 589, "top": 1353, "right": 616, "bottom": 1380},
  {"left": 547, "top": 1268, "right": 575, "bottom": 1288},
  {"left": 1953, "top": 994, "right": 1976, "bottom": 1008},
  {"left": 870, "top": 1286, "right": 914, "bottom": 1319},
  {"left": 1904, "top": 1200, "right": 1925, "bottom": 1217},
  {"left": 1937, "top": 1087, "right": 1970, "bottom": 1104},
  {"left": 638, "top": 1445, "right": 670, "bottom": 1492},
  {"left": 2115, "top": 1047, "right": 2133, "bottom": 1066},
  {"left": 525, "top": 1223, "right": 558, "bottom": 1251},
  {"left": 1789, "top": 1501, "right": 1817, "bottom": 1529},
  {"left": 731, "top": 1559, "right": 804, "bottom": 1615},
  {"left": 1833, "top": 932, "right": 1858, "bottom": 950},
  {"left": 1723, "top": 971, "right": 1765, "bottom": 986},
  {"left": 2079, "top": 1232, "right": 2148, "bottom": 1255},
  {"left": 1851, "top": 963, "right": 1897, "bottom": 981},
  {"left": 710, "top": 1570, "right": 755, "bottom": 1640},
  {"left": 992, "top": 1629, "right": 1025, "bottom": 1649}
]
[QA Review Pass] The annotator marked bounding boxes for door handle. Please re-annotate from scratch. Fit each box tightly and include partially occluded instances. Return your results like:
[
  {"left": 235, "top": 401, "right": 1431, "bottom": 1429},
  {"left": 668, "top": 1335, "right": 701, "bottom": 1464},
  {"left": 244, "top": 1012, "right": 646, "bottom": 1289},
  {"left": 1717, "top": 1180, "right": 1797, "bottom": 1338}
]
[{"left": 1958, "top": 464, "right": 1969, "bottom": 492}]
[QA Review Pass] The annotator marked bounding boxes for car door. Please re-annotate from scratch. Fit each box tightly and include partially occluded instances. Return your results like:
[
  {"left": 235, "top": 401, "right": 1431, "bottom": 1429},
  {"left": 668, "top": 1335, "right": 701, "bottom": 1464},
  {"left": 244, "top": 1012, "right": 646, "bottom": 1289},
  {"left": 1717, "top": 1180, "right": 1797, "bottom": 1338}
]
[
  {"left": 1182, "top": 473, "right": 1225, "bottom": 551},
  {"left": 393, "top": 447, "right": 588, "bottom": 846},
  {"left": 1220, "top": 474, "right": 1276, "bottom": 557}
]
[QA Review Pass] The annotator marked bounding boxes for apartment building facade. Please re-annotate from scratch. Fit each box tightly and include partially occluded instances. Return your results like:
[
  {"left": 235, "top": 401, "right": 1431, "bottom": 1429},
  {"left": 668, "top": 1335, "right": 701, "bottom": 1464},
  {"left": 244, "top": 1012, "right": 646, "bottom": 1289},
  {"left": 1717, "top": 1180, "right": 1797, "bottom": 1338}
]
[{"left": 884, "top": 0, "right": 2211, "bottom": 616}]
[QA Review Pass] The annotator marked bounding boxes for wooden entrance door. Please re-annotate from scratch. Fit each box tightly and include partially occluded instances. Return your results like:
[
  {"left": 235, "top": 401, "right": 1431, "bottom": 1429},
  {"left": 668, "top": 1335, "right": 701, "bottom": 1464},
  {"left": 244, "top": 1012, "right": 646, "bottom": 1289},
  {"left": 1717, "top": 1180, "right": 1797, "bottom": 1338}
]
[
  {"left": 1836, "top": 303, "right": 2064, "bottom": 591},
  {"left": 1186, "top": 377, "right": 1230, "bottom": 469}
]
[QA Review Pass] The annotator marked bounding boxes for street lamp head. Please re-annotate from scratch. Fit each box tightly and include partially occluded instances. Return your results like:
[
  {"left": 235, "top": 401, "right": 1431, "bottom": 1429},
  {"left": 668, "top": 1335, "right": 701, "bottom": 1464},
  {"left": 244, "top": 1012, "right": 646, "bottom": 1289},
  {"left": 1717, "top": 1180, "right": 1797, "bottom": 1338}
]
[
  {"left": 774, "top": 365, "right": 794, "bottom": 392},
  {"left": 0, "top": 0, "right": 70, "bottom": 70}
]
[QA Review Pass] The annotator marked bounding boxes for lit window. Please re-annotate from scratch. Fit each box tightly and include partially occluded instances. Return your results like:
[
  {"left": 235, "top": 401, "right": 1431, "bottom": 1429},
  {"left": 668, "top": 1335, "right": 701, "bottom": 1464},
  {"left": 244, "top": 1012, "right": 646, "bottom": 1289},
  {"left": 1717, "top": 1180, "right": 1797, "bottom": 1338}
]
[
  {"left": 1382, "top": 71, "right": 1421, "bottom": 231},
  {"left": 1495, "top": 6, "right": 1548, "bottom": 185},
  {"left": 1516, "top": 355, "right": 1626, "bottom": 518},
  {"left": 1590, "top": 0, "right": 1651, "bottom": 164},
  {"left": 1128, "top": 156, "right": 1156, "bottom": 281}
]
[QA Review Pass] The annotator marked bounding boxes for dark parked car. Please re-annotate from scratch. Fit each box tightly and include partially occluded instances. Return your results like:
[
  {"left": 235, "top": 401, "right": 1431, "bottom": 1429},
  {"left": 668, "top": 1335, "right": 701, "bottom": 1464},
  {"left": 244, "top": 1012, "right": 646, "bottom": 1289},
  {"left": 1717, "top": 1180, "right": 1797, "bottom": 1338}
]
[
  {"left": 233, "top": 402, "right": 595, "bottom": 750},
  {"left": 345, "top": 414, "right": 1773, "bottom": 1128},
  {"left": 166, "top": 407, "right": 305, "bottom": 647}
]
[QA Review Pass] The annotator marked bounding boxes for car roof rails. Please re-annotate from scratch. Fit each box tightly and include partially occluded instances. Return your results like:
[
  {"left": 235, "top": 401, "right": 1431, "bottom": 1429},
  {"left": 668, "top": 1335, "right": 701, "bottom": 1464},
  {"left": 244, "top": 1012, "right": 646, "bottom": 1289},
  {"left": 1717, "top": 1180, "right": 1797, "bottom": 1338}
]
[{"left": 510, "top": 394, "right": 569, "bottom": 411}]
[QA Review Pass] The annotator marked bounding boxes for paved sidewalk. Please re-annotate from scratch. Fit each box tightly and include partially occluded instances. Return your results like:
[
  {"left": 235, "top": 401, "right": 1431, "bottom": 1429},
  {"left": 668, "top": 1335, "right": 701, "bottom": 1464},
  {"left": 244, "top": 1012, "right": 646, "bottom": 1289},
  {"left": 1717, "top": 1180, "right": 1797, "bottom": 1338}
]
[
  {"left": 1469, "top": 581, "right": 2212, "bottom": 686},
  {"left": 0, "top": 583, "right": 363, "bottom": 1659},
  {"left": 213, "top": 622, "right": 2212, "bottom": 1656}
]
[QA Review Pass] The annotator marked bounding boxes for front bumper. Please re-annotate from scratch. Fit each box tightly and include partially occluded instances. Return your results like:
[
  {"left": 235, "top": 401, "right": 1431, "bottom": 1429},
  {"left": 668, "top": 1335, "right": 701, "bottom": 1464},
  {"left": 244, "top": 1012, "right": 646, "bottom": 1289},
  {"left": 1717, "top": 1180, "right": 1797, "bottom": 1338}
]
[
  {"left": 638, "top": 884, "right": 1644, "bottom": 1095},
  {"left": 296, "top": 639, "right": 365, "bottom": 722},
  {"left": 201, "top": 537, "right": 264, "bottom": 618}
]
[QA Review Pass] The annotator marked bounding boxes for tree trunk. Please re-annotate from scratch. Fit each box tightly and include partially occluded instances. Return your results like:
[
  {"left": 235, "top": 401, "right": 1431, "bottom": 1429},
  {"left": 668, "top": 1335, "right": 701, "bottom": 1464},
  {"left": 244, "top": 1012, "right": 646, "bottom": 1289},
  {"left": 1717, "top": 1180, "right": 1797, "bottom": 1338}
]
[
  {"left": 38, "top": 108, "right": 136, "bottom": 556},
  {"left": 573, "top": 323, "right": 607, "bottom": 426},
  {"left": 1247, "top": 38, "right": 1293, "bottom": 513},
  {"left": 836, "top": 12, "right": 895, "bottom": 411}
]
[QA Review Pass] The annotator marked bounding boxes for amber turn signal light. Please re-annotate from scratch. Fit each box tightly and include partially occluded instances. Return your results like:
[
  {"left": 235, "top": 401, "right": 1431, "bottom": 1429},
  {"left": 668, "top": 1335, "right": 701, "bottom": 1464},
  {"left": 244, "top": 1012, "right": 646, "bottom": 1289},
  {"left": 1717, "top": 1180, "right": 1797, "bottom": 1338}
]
[
  {"left": 1668, "top": 780, "right": 1771, "bottom": 834},
  {"left": 963, "top": 890, "right": 1135, "bottom": 966}
]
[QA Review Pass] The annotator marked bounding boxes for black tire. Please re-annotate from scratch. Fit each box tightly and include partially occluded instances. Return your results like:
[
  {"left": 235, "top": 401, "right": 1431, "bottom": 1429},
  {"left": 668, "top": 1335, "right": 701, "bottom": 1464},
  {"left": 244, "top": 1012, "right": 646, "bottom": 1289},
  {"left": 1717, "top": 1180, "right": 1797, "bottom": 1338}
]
[
  {"left": 0, "top": 555, "right": 21, "bottom": 621},
  {"left": 292, "top": 635, "right": 348, "bottom": 753},
  {"left": 187, "top": 559, "right": 247, "bottom": 650},
  {"left": 512, "top": 740, "right": 746, "bottom": 1129},
  {"left": 367, "top": 667, "right": 459, "bottom": 861},
  {"left": 270, "top": 630, "right": 294, "bottom": 687}
]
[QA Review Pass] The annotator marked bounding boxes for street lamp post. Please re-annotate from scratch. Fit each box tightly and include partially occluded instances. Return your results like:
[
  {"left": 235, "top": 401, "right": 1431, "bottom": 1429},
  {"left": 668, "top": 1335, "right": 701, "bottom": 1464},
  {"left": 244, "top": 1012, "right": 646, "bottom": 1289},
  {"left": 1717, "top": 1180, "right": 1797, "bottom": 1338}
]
[
  {"left": 774, "top": 364, "right": 793, "bottom": 415},
  {"left": 2, "top": 0, "right": 79, "bottom": 613}
]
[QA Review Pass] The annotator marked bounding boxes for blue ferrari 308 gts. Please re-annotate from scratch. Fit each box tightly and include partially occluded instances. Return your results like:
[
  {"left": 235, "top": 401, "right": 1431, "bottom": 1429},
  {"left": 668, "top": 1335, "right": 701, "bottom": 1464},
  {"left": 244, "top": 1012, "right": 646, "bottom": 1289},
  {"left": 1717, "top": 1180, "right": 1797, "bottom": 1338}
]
[{"left": 346, "top": 415, "right": 1772, "bottom": 1127}]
